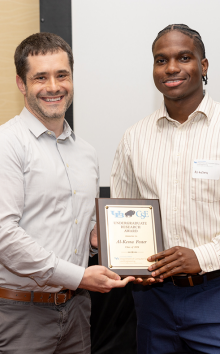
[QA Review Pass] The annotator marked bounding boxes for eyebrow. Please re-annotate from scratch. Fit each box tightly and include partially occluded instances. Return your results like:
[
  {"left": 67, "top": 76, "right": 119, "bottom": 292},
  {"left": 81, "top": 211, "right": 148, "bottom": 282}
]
[
  {"left": 178, "top": 50, "right": 194, "bottom": 56},
  {"left": 32, "top": 70, "right": 70, "bottom": 78},
  {"left": 154, "top": 50, "right": 194, "bottom": 60},
  {"left": 32, "top": 72, "right": 47, "bottom": 78},
  {"left": 154, "top": 53, "right": 166, "bottom": 60}
]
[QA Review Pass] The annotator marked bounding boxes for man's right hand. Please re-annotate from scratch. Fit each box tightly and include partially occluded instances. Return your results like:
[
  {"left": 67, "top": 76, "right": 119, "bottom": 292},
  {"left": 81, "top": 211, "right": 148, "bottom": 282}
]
[{"left": 78, "top": 265, "right": 135, "bottom": 293}]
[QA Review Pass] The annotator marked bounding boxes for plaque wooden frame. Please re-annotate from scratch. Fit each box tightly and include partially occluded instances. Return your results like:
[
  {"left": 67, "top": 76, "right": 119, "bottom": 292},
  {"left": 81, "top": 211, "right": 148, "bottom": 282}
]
[{"left": 95, "top": 198, "right": 164, "bottom": 278}]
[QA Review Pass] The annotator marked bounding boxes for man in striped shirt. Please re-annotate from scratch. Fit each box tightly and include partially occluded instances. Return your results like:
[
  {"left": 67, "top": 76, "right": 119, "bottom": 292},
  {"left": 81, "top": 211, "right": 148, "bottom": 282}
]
[{"left": 111, "top": 24, "right": 220, "bottom": 353}]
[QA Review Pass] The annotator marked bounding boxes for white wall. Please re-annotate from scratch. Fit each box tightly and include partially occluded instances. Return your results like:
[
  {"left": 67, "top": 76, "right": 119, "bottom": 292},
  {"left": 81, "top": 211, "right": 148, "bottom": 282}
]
[{"left": 72, "top": 0, "right": 220, "bottom": 186}]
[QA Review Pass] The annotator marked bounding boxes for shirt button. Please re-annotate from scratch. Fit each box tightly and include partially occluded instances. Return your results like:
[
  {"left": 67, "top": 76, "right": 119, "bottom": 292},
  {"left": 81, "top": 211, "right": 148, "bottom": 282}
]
[
  {"left": 177, "top": 153, "right": 180, "bottom": 157},
  {"left": 66, "top": 163, "right": 69, "bottom": 168},
  {"left": 75, "top": 219, "right": 78, "bottom": 224},
  {"left": 47, "top": 132, "right": 51, "bottom": 135},
  {"left": 175, "top": 235, "right": 179, "bottom": 239},
  {"left": 74, "top": 190, "right": 76, "bottom": 194},
  {"left": 208, "top": 264, "right": 213, "bottom": 270},
  {"left": 75, "top": 249, "right": 77, "bottom": 254},
  {"left": 173, "top": 207, "right": 177, "bottom": 211},
  {"left": 174, "top": 179, "right": 178, "bottom": 184}
]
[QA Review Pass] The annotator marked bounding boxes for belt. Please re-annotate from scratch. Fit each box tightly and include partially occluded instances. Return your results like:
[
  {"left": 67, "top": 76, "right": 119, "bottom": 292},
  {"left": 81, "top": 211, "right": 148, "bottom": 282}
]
[
  {"left": 165, "top": 270, "right": 220, "bottom": 287},
  {"left": 0, "top": 287, "right": 75, "bottom": 305}
]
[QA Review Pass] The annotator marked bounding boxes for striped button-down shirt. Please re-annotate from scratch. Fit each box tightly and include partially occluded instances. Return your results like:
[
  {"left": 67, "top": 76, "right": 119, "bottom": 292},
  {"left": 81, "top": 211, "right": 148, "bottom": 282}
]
[{"left": 111, "top": 92, "right": 220, "bottom": 273}]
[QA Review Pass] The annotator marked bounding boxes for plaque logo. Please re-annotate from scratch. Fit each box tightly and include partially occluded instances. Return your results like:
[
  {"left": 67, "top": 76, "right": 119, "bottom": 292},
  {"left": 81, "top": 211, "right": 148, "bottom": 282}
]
[
  {"left": 125, "top": 210, "right": 135, "bottom": 217},
  {"left": 110, "top": 210, "right": 149, "bottom": 219}
]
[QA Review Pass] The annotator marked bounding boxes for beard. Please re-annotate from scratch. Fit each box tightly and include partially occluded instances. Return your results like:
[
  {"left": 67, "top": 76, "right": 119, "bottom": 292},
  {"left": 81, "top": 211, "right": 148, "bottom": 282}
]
[{"left": 25, "top": 88, "right": 73, "bottom": 121}]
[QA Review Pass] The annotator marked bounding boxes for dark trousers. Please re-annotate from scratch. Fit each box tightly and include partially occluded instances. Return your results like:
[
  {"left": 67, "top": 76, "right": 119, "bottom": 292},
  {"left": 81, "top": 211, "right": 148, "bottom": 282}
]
[
  {"left": 0, "top": 289, "right": 91, "bottom": 354},
  {"left": 133, "top": 276, "right": 220, "bottom": 354}
]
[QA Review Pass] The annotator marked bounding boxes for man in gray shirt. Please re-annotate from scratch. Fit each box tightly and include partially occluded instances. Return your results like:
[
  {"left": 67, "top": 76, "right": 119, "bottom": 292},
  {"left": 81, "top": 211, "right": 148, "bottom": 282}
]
[{"left": 0, "top": 32, "right": 134, "bottom": 354}]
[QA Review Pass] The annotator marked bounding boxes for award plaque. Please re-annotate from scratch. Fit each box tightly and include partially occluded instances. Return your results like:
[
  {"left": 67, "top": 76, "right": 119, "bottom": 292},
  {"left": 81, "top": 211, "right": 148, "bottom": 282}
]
[{"left": 95, "top": 198, "right": 164, "bottom": 278}]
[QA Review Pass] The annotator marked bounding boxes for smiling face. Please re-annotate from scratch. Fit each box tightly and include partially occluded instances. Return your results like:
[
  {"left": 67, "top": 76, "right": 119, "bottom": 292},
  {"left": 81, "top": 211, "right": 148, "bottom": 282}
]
[
  {"left": 16, "top": 50, "right": 73, "bottom": 122},
  {"left": 153, "top": 31, "right": 208, "bottom": 102}
]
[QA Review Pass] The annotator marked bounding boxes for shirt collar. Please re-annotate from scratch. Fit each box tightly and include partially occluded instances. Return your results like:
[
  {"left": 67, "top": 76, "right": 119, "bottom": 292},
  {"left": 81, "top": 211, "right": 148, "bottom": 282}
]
[
  {"left": 58, "top": 120, "right": 74, "bottom": 140},
  {"left": 156, "top": 91, "right": 215, "bottom": 128},
  {"left": 20, "top": 107, "right": 74, "bottom": 139}
]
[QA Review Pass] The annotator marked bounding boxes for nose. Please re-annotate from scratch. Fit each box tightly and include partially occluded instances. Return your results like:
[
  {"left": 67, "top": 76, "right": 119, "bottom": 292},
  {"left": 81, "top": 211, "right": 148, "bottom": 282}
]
[
  {"left": 165, "top": 59, "right": 181, "bottom": 75},
  {"left": 46, "top": 77, "right": 60, "bottom": 93}
]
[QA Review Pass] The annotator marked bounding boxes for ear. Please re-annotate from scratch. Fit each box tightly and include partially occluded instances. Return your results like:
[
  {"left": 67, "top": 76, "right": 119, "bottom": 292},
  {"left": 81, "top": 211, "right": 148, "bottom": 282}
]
[
  {"left": 201, "top": 58, "right": 209, "bottom": 77},
  {"left": 16, "top": 75, "right": 27, "bottom": 96}
]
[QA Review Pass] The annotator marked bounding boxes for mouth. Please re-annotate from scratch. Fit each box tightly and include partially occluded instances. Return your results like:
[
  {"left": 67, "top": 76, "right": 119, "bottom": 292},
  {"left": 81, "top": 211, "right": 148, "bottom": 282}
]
[
  {"left": 163, "top": 79, "right": 185, "bottom": 88},
  {"left": 40, "top": 96, "right": 64, "bottom": 103}
]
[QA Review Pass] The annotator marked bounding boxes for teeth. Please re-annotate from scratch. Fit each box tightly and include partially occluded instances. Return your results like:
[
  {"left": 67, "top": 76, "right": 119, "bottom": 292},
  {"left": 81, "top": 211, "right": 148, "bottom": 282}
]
[
  {"left": 44, "top": 97, "right": 61, "bottom": 102},
  {"left": 166, "top": 80, "right": 181, "bottom": 83}
]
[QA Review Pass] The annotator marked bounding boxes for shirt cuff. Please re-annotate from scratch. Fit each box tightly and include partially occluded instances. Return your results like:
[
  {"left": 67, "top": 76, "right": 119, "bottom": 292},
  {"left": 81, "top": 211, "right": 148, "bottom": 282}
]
[
  {"left": 193, "top": 240, "right": 220, "bottom": 273},
  {"left": 48, "top": 258, "right": 85, "bottom": 290}
]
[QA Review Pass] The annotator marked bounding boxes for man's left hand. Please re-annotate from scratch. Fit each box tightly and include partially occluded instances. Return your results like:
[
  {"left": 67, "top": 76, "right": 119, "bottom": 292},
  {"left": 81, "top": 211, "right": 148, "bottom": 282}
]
[
  {"left": 148, "top": 247, "right": 201, "bottom": 279},
  {"left": 90, "top": 223, "right": 98, "bottom": 248}
]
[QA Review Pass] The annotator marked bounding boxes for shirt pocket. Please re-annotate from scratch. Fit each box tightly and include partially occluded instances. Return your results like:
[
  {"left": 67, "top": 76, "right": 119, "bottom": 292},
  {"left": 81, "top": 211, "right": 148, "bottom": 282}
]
[{"left": 191, "top": 178, "right": 220, "bottom": 202}]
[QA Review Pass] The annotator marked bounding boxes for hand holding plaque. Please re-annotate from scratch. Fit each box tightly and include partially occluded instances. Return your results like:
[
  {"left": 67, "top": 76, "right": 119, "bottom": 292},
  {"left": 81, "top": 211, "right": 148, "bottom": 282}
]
[{"left": 96, "top": 198, "right": 164, "bottom": 278}]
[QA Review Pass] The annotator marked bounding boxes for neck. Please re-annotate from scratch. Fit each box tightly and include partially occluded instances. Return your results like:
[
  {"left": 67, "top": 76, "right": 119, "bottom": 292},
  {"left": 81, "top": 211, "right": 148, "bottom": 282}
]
[
  {"left": 25, "top": 105, "right": 64, "bottom": 138},
  {"left": 164, "top": 89, "right": 204, "bottom": 124},
  {"left": 38, "top": 116, "right": 64, "bottom": 138}
]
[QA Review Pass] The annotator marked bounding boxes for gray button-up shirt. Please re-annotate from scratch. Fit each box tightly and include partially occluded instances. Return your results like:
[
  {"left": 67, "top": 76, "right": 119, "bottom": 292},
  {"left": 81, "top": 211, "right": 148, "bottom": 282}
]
[{"left": 0, "top": 108, "right": 99, "bottom": 292}]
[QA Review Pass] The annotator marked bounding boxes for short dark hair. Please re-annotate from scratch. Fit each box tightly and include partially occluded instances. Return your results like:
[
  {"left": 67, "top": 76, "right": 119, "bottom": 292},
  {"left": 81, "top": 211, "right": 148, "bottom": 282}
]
[
  {"left": 152, "top": 24, "right": 208, "bottom": 85},
  {"left": 14, "top": 32, "right": 74, "bottom": 84}
]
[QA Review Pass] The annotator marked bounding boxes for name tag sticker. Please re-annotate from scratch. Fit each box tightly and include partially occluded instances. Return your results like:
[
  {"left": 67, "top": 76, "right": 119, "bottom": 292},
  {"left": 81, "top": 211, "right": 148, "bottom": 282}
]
[{"left": 193, "top": 160, "right": 220, "bottom": 180}]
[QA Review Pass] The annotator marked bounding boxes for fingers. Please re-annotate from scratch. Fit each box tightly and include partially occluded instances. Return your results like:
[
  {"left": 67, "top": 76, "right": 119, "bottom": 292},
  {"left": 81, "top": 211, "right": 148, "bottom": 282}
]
[
  {"left": 140, "top": 278, "right": 155, "bottom": 286},
  {"left": 133, "top": 277, "right": 145, "bottom": 284},
  {"left": 152, "top": 261, "right": 182, "bottom": 278},
  {"left": 146, "top": 247, "right": 201, "bottom": 280},
  {"left": 104, "top": 267, "right": 121, "bottom": 280},
  {"left": 79, "top": 266, "right": 136, "bottom": 293},
  {"left": 135, "top": 277, "right": 164, "bottom": 286},
  {"left": 148, "top": 247, "right": 179, "bottom": 262},
  {"left": 148, "top": 253, "right": 178, "bottom": 272},
  {"left": 142, "top": 278, "right": 163, "bottom": 285},
  {"left": 157, "top": 266, "right": 182, "bottom": 279},
  {"left": 136, "top": 277, "right": 155, "bottom": 283},
  {"left": 151, "top": 258, "right": 181, "bottom": 277}
]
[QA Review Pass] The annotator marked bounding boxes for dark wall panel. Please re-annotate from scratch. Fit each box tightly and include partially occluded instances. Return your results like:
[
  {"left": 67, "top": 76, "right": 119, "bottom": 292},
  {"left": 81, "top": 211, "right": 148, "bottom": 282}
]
[
  {"left": 40, "top": 0, "right": 73, "bottom": 129},
  {"left": 100, "top": 187, "right": 110, "bottom": 198}
]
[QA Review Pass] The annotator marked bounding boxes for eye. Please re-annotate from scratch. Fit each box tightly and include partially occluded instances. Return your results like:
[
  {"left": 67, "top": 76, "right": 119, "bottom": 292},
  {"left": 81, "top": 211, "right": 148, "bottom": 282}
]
[
  {"left": 57, "top": 74, "right": 68, "bottom": 79},
  {"left": 156, "top": 58, "right": 166, "bottom": 65},
  {"left": 181, "top": 56, "right": 190, "bottom": 62},
  {"left": 37, "top": 76, "right": 45, "bottom": 80}
]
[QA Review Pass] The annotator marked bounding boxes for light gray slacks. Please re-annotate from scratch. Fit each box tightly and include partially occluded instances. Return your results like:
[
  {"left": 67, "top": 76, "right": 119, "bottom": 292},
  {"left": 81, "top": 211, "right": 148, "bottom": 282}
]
[{"left": 0, "top": 289, "right": 91, "bottom": 354}]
